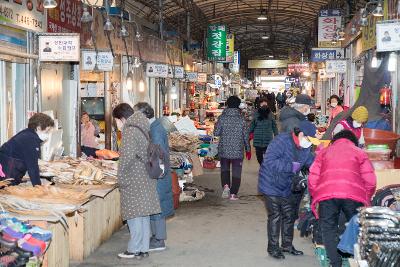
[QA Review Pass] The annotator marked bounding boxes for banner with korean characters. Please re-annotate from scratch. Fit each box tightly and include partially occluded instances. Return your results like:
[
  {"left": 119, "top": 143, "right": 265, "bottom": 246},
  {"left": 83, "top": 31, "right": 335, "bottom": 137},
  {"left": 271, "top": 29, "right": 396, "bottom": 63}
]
[
  {"left": 197, "top": 73, "right": 207, "bottom": 83},
  {"left": 311, "top": 48, "right": 345, "bottom": 62},
  {"left": 0, "top": 0, "right": 45, "bottom": 32},
  {"left": 224, "top": 33, "right": 234, "bottom": 62},
  {"left": 325, "top": 60, "right": 347, "bottom": 74},
  {"left": 207, "top": 24, "right": 227, "bottom": 61},
  {"left": 376, "top": 20, "right": 400, "bottom": 52},
  {"left": 361, "top": 14, "right": 383, "bottom": 52},
  {"left": 47, "top": 0, "right": 82, "bottom": 33},
  {"left": 186, "top": 72, "right": 198, "bottom": 82},
  {"left": 318, "top": 9, "right": 342, "bottom": 48},
  {"left": 146, "top": 63, "right": 168, "bottom": 78},
  {"left": 39, "top": 34, "right": 80, "bottom": 61},
  {"left": 167, "top": 66, "right": 185, "bottom": 79},
  {"left": 385, "top": 0, "right": 400, "bottom": 19},
  {"left": 81, "top": 51, "right": 113, "bottom": 71}
]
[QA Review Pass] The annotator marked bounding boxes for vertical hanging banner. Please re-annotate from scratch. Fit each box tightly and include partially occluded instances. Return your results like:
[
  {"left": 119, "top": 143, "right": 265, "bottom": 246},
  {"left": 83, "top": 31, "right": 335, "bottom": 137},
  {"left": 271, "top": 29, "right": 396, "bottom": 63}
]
[
  {"left": 47, "top": 0, "right": 83, "bottom": 33},
  {"left": 362, "top": 14, "right": 383, "bottom": 52},
  {"left": 207, "top": 24, "right": 227, "bottom": 61},
  {"left": 225, "top": 33, "right": 235, "bottom": 62},
  {"left": 318, "top": 9, "right": 342, "bottom": 48}
]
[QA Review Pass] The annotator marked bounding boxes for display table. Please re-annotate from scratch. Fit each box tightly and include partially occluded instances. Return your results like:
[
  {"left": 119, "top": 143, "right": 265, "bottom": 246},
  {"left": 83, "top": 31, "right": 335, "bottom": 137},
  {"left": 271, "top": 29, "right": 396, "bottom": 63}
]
[{"left": 10, "top": 187, "right": 122, "bottom": 266}]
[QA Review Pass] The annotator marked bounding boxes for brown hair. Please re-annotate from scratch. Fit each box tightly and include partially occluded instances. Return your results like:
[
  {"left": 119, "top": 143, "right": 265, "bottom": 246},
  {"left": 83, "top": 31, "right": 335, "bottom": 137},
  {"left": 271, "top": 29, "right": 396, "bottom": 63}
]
[{"left": 28, "top": 113, "right": 55, "bottom": 130}]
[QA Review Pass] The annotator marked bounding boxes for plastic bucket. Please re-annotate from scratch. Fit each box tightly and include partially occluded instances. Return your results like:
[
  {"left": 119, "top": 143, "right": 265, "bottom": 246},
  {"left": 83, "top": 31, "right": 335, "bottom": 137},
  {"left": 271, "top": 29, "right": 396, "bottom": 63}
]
[{"left": 364, "top": 128, "right": 400, "bottom": 154}]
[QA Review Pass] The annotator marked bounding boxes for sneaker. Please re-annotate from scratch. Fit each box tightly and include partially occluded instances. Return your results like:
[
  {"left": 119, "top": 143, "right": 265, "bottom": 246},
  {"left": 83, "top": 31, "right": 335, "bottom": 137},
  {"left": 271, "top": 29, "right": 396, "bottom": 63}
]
[
  {"left": 222, "top": 184, "right": 230, "bottom": 199},
  {"left": 118, "top": 251, "right": 141, "bottom": 259},
  {"left": 229, "top": 194, "right": 239, "bottom": 201},
  {"left": 140, "top": 252, "right": 149, "bottom": 258},
  {"left": 149, "top": 239, "right": 166, "bottom": 252}
]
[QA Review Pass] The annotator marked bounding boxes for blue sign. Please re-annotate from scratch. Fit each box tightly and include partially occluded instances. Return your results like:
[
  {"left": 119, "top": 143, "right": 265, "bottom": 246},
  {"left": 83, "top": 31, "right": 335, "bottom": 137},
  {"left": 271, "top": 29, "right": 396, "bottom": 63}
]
[
  {"left": 311, "top": 48, "right": 344, "bottom": 62},
  {"left": 319, "top": 9, "right": 341, "bottom": 17}
]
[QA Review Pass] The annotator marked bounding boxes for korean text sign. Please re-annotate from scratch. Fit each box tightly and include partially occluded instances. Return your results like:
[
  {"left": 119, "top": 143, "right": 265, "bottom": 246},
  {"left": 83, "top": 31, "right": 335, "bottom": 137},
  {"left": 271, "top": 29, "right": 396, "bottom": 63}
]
[
  {"left": 376, "top": 21, "right": 400, "bottom": 52},
  {"left": 311, "top": 48, "right": 345, "bottom": 62},
  {"left": 39, "top": 35, "right": 80, "bottom": 62},
  {"left": 207, "top": 24, "right": 227, "bottom": 61},
  {"left": 318, "top": 9, "right": 342, "bottom": 48},
  {"left": 0, "top": 0, "right": 44, "bottom": 32},
  {"left": 81, "top": 51, "right": 113, "bottom": 71},
  {"left": 47, "top": 0, "right": 82, "bottom": 33}
]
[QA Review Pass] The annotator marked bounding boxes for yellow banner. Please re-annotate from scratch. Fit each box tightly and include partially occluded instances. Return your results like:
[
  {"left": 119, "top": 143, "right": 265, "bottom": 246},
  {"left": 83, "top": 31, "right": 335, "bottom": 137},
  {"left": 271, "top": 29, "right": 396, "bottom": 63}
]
[
  {"left": 361, "top": 14, "right": 383, "bottom": 51},
  {"left": 225, "top": 34, "right": 235, "bottom": 62}
]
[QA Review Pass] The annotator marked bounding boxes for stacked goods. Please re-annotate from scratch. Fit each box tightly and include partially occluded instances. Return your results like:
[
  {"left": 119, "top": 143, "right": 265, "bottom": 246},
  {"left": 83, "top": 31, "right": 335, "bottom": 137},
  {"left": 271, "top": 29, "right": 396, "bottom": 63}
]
[
  {"left": 0, "top": 215, "right": 53, "bottom": 266},
  {"left": 169, "top": 132, "right": 201, "bottom": 153},
  {"left": 39, "top": 159, "right": 117, "bottom": 185}
]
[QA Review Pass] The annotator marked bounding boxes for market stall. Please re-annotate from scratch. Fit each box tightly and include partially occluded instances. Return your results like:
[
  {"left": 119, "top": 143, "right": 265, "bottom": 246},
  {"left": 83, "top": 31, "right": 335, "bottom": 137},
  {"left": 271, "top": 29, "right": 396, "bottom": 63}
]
[{"left": 0, "top": 157, "right": 122, "bottom": 266}]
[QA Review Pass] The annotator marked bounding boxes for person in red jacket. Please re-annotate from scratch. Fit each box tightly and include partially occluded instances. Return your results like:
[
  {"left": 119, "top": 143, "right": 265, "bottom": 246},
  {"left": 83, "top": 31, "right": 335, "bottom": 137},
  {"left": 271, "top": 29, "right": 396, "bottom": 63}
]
[{"left": 308, "top": 130, "right": 376, "bottom": 267}]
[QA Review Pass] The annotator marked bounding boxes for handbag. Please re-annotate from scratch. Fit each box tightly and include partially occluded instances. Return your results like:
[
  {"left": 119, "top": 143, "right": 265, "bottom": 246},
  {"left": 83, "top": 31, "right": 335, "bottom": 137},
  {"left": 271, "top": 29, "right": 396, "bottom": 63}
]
[{"left": 290, "top": 140, "right": 308, "bottom": 193}]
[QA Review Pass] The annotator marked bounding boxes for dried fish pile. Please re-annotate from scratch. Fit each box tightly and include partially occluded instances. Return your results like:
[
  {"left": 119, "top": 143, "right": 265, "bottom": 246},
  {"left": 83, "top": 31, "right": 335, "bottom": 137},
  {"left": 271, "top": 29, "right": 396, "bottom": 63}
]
[
  {"left": 169, "top": 132, "right": 201, "bottom": 153},
  {"left": 1, "top": 185, "right": 90, "bottom": 205},
  {"left": 39, "top": 158, "right": 117, "bottom": 185}
]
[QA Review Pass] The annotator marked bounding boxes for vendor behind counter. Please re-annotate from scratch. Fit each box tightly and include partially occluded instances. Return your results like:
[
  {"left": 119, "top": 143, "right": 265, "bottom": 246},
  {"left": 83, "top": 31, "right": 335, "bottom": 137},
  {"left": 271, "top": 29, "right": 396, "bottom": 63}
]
[{"left": 0, "top": 113, "right": 54, "bottom": 186}]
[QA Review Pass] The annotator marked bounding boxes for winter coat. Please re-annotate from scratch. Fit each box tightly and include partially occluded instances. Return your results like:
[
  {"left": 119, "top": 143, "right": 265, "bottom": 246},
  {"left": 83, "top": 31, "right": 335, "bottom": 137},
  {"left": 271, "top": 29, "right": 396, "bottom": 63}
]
[
  {"left": 214, "top": 108, "right": 250, "bottom": 159},
  {"left": 308, "top": 139, "right": 376, "bottom": 218},
  {"left": 150, "top": 119, "right": 174, "bottom": 218},
  {"left": 249, "top": 112, "right": 278, "bottom": 148},
  {"left": 328, "top": 105, "right": 344, "bottom": 125},
  {"left": 0, "top": 128, "right": 42, "bottom": 186},
  {"left": 279, "top": 106, "right": 306, "bottom": 133},
  {"left": 258, "top": 133, "right": 314, "bottom": 198},
  {"left": 118, "top": 112, "right": 161, "bottom": 221}
]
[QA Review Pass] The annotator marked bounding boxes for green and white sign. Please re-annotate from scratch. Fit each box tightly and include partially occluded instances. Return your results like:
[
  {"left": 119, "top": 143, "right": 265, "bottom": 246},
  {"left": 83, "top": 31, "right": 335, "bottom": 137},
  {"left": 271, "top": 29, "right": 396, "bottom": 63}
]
[{"left": 207, "top": 24, "right": 227, "bottom": 61}]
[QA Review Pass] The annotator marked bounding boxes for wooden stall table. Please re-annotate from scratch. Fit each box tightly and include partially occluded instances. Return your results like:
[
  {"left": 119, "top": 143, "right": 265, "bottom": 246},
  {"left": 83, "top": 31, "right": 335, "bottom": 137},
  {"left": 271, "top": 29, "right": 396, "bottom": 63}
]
[{"left": 375, "top": 169, "right": 400, "bottom": 189}]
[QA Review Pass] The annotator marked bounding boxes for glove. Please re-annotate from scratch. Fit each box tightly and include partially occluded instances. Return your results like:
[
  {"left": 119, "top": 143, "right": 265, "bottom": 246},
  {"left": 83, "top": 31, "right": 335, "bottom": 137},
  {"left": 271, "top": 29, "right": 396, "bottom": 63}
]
[
  {"left": 292, "top": 162, "right": 301, "bottom": 173},
  {"left": 249, "top": 133, "right": 254, "bottom": 141},
  {"left": 246, "top": 151, "right": 252, "bottom": 160},
  {"left": 0, "top": 164, "right": 5, "bottom": 178}
]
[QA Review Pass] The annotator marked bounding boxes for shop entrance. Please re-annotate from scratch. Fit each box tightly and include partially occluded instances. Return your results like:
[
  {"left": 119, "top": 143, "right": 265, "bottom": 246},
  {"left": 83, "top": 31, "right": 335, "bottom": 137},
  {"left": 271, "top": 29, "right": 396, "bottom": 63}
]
[{"left": 0, "top": 61, "right": 28, "bottom": 145}]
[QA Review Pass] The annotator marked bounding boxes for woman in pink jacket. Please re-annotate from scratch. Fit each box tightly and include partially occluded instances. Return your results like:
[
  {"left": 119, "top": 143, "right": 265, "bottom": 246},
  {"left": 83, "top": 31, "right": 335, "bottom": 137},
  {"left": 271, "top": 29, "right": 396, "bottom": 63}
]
[{"left": 308, "top": 130, "right": 376, "bottom": 267}]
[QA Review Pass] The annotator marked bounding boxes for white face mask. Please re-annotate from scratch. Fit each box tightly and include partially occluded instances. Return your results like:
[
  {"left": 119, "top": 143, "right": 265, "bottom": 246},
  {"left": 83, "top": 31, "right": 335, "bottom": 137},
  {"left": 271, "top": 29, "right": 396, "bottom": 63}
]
[
  {"left": 37, "top": 130, "right": 50, "bottom": 142},
  {"left": 331, "top": 103, "right": 338, "bottom": 108},
  {"left": 353, "top": 120, "right": 362, "bottom": 128},
  {"left": 116, "top": 119, "right": 124, "bottom": 131},
  {"left": 299, "top": 137, "right": 312, "bottom": 148},
  {"left": 303, "top": 107, "right": 311, "bottom": 116}
]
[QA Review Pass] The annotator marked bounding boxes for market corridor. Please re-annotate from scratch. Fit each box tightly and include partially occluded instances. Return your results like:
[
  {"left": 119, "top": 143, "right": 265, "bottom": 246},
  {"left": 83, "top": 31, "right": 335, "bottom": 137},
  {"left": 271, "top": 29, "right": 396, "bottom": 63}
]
[{"left": 74, "top": 156, "right": 318, "bottom": 267}]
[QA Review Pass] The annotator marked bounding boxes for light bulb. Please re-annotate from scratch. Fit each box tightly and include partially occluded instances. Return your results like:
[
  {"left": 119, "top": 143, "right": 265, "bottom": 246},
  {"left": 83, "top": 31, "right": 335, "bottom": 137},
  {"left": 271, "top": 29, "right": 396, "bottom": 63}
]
[
  {"left": 371, "top": 55, "right": 378, "bottom": 68},
  {"left": 43, "top": 0, "right": 57, "bottom": 9},
  {"left": 120, "top": 24, "right": 129, "bottom": 38},
  {"left": 81, "top": 7, "right": 93, "bottom": 23},
  {"left": 171, "top": 93, "right": 178, "bottom": 100},
  {"left": 139, "top": 79, "right": 145, "bottom": 92},
  {"left": 126, "top": 71, "right": 133, "bottom": 90},
  {"left": 104, "top": 18, "right": 114, "bottom": 31},
  {"left": 135, "top": 31, "right": 144, "bottom": 42},
  {"left": 388, "top": 53, "right": 397, "bottom": 72}
]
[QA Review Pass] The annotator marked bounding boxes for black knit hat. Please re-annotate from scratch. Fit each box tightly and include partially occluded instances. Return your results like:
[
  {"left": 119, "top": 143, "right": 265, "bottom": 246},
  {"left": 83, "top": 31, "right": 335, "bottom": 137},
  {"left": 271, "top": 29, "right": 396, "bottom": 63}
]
[{"left": 226, "top": 96, "right": 241, "bottom": 108}]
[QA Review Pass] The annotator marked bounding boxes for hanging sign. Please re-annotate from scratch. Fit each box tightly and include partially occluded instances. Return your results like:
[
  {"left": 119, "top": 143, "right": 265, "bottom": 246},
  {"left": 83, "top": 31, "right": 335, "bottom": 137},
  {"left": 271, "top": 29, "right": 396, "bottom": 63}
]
[
  {"left": 167, "top": 66, "right": 185, "bottom": 79},
  {"left": 376, "top": 21, "right": 400, "bottom": 52},
  {"left": 318, "top": 9, "right": 342, "bottom": 48},
  {"left": 224, "top": 33, "right": 235, "bottom": 62},
  {"left": 197, "top": 73, "right": 207, "bottom": 83},
  {"left": 0, "top": 0, "right": 45, "bottom": 32},
  {"left": 214, "top": 75, "right": 223, "bottom": 88},
  {"left": 287, "top": 63, "right": 309, "bottom": 75},
  {"left": 229, "top": 51, "right": 240, "bottom": 73},
  {"left": 186, "top": 72, "right": 198, "bottom": 82},
  {"left": 325, "top": 60, "right": 347, "bottom": 74},
  {"left": 146, "top": 63, "right": 168, "bottom": 78},
  {"left": 207, "top": 24, "right": 227, "bottom": 61},
  {"left": 311, "top": 48, "right": 345, "bottom": 62},
  {"left": 47, "top": 0, "right": 83, "bottom": 33},
  {"left": 39, "top": 34, "right": 80, "bottom": 61},
  {"left": 362, "top": 14, "right": 383, "bottom": 52},
  {"left": 81, "top": 51, "right": 113, "bottom": 71}
]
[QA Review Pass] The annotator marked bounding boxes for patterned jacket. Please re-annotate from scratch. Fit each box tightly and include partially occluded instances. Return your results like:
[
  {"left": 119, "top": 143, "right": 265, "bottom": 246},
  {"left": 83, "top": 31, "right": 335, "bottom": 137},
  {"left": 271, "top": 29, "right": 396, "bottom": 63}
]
[
  {"left": 214, "top": 108, "right": 250, "bottom": 159},
  {"left": 118, "top": 112, "right": 161, "bottom": 220}
]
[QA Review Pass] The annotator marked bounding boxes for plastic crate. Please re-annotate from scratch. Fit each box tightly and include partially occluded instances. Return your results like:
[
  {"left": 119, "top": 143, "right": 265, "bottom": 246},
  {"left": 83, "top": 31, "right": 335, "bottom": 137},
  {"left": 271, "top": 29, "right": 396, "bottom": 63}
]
[{"left": 315, "top": 246, "right": 350, "bottom": 267}]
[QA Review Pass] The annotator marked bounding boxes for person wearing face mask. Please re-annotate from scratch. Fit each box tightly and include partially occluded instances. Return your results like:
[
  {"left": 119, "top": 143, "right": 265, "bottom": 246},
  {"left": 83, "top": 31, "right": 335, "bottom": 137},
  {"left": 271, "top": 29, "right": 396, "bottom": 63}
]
[
  {"left": 249, "top": 98, "right": 279, "bottom": 165},
  {"left": 328, "top": 95, "right": 344, "bottom": 125},
  {"left": 80, "top": 112, "right": 99, "bottom": 157},
  {"left": 112, "top": 103, "right": 161, "bottom": 260},
  {"left": 279, "top": 94, "right": 313, "bottom": 133},
  {"left": 0, "top": 113, "right": 54, "bottom": 186},
  {"left": 133, "top": 102, "right": 174, "bottom": 253},
  {"left": 308, "top": 130, "right": 376, "bottom": 267},
  {"left": 258, "top": 122, "right": 315, "bottom": 260},
  {"left": 333, "top": 106, "right": 368, "bottom": 146}
]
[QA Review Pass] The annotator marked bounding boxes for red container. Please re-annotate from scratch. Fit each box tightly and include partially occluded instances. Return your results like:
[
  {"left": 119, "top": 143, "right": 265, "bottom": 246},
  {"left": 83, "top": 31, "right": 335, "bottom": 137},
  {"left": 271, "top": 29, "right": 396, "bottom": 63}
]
[
  {"left": 395, "top": 157, "right": 400, "bottom": 169},
  {"left": 171, "top": 172, "right": 180, "bottom": 209}
]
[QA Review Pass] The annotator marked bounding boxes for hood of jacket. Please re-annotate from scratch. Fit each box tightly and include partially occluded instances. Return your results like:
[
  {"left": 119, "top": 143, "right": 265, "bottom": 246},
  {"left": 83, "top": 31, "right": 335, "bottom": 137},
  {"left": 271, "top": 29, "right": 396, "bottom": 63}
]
[
  {"left": 279, "top": 106, "right": 305, "bottom": 122},
  {"left": 222, "top": 108, "right": 241, "bottom": 117},
  {"left": 125, "top": 111, "right": 150, "bottom": 132}
]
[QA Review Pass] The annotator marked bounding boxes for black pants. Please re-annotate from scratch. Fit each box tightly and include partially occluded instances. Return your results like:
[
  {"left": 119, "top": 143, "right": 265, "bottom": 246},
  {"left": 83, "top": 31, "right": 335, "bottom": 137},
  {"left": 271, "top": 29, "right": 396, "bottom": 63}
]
[
  {"left": 81, "top": 146, "right": 98, "bottom": 158},
  {"left": 319, "top": 199, "right": 363, "bottom": 267},
  {"left": 265, "top": 195, "right": 294, "bottom": 251},
  {"left": 220, "top": 158, "right": 243, "bottom": 195},
  {"left": 290, "top": 191, "right": 304, "bottom": 222},
  {"left": 255, "top": 147, "right": 268, "bottom": 165}
]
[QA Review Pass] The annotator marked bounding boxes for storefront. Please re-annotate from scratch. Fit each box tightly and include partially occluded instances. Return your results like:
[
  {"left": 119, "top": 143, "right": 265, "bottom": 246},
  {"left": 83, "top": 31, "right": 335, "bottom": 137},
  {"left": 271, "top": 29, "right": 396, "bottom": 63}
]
[{"left": 0, "top": 0, "right": 44, "bottom": 144}]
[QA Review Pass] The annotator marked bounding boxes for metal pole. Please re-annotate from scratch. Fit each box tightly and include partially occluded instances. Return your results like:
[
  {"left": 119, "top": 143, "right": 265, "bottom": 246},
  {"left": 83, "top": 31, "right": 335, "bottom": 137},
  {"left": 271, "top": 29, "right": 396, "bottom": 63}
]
[
  {"left": 104, "top": 71, "right": 112, "bottom": 149},
  {"left": 159, "top": 0, "right": 163, "bottom": 40},
  {"left": 187, "top": 11, "right": 191, "bottom": 51}
]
